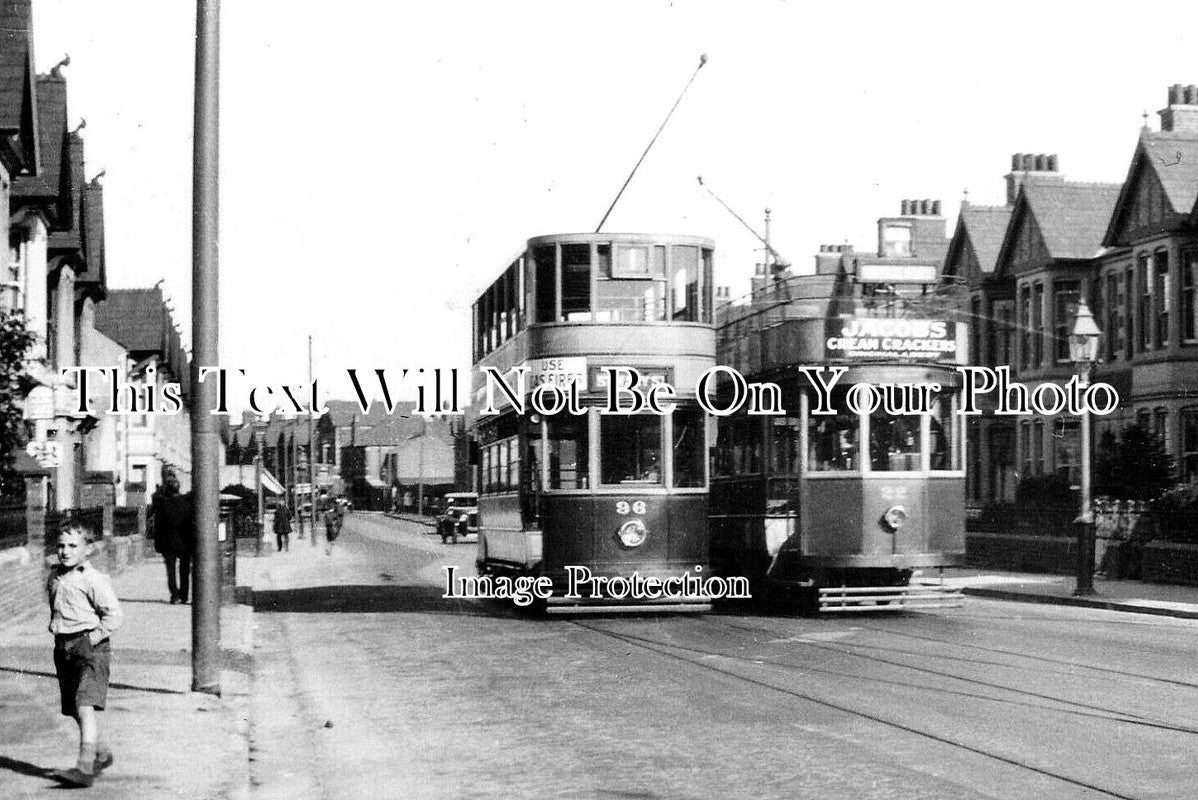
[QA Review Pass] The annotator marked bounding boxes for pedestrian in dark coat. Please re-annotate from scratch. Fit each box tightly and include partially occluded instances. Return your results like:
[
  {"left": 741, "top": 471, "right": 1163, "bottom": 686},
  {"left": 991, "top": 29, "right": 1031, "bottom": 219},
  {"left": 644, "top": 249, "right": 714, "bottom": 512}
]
[
  {"left": 150, "top": 470, "right": 193, "bottom": 604},
  {"left": 272, "top": 506, "right": 292, "bottom": 552}
]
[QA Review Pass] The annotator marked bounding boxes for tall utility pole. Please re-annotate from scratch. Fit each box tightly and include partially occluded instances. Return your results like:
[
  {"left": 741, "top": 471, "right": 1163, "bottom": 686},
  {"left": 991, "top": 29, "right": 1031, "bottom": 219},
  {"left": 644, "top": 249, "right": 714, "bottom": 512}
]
[
  {"left": 308, "top": 335, "right": 317, "bottom": 544},
  {"left": 191, "top": 0, "right": 221, "bottom": 696}
]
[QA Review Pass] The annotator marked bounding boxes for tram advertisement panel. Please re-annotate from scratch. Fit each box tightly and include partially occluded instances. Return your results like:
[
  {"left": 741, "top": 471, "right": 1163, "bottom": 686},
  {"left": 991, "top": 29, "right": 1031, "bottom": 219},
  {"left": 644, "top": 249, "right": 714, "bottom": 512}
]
[{"left": 824, "top": 318, "right": 959, "bottom": 362}]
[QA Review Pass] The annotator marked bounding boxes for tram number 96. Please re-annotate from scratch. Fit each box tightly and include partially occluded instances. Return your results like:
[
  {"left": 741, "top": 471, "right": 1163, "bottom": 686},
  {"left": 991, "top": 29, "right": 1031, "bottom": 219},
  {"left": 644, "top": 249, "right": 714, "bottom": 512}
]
[{"left": 615, "top": 500, "right": 647, "bottom": 515}]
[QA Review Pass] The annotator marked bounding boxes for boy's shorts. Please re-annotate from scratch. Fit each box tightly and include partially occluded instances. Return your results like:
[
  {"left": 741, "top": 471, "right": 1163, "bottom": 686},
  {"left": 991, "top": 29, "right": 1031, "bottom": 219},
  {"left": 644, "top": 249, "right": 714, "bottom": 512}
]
[{"left": 54, "top": 632, "right": 110, "bottom": 716}]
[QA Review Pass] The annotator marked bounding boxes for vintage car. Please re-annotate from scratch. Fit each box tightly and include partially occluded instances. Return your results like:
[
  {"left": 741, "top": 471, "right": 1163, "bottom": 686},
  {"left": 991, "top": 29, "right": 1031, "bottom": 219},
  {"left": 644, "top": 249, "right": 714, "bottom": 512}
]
[{"left": 437, "top": 492, "right": 479, "bottom": 543}]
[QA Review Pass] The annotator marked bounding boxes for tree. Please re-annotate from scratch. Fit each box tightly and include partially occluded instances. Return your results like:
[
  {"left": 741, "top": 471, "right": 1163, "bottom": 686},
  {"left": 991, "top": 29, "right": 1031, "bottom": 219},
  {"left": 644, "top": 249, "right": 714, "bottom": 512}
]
[
  {"left": 1095, "top": 423, "right": 1174, "bottom": 502},
  {"left": 0, "top": 312, "right": 36, "bottom": 497}
]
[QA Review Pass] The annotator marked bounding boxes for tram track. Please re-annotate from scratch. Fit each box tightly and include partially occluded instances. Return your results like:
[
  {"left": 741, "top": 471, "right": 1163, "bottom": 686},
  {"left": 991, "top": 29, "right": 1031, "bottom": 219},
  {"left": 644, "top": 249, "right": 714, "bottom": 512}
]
[
  {"left": 850, "top": 617, "right": 1198, "bottom": 690},
  {"left": 608, "top": 617, "right": 1198, "bottom": 735},
  {"left": 569, "top": 619, "right": 1150, "bottom": 800}
]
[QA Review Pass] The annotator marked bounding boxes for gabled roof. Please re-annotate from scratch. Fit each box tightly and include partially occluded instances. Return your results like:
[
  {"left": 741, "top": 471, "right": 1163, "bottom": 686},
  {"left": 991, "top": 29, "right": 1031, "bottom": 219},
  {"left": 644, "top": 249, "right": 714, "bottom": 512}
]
[
  {"left": 94, "top": 287, "right": 169, "bottom": 352},
  {"left": 1105, "top": 132, "right": 1198, "bottom": 245},
  {"left": 77, "top": 174, "right": 107, "bottom": 296},
  {"left": 11, "top": 72, "right": 66, "bottom": 203},
  {"left": 998, "top": 182, "right": 1121, "bottom": 272},
  {"left": 946, "top": 204, "right": 1011, "bottom": 280},
  {"left": 0, "top": 0, "right": 38, "bottom": 172}
]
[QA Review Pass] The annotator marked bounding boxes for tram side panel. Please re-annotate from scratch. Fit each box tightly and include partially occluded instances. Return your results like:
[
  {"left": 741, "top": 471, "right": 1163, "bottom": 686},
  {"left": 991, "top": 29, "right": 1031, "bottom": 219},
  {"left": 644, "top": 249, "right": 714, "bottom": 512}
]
[{"left": 478, "top": 494, "right": 539, "bottom": 571}]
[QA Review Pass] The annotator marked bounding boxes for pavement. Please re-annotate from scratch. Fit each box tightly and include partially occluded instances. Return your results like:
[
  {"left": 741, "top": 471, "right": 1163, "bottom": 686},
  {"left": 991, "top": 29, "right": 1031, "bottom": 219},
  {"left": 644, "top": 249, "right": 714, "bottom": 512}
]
[
  {"left": 916, "top": 566, "right": 1198, "bottom": 620},
  {"left": 3, "top": 515, "right": 1198, "bottom": 799},
  {"left": 0, "top": 546, "right": 253, "bottom": 799}
]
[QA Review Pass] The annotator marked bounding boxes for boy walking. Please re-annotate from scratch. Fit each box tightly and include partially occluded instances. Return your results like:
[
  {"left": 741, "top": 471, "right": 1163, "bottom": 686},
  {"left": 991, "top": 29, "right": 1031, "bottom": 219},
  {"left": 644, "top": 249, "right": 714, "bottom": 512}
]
[{"left": 48, "top": 525, "right": 124, "bottom": 787}]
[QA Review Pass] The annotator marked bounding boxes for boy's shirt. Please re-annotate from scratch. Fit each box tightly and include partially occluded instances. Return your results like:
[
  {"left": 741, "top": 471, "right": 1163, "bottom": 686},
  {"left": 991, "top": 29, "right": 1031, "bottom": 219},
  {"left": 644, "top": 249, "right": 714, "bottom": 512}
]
[{"left": 47, "top": 562, "right": 124, "bottom": 643}]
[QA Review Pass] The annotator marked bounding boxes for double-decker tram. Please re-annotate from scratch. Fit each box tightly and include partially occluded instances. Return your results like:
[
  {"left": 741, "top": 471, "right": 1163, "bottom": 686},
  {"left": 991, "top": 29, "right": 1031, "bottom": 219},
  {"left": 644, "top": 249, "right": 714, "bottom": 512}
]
[
  {"left": 710, "top": 272, "right": 969, "bottom": 612},
  {"left": 468, "top": 232, "right": 718, "bottom": 612}
]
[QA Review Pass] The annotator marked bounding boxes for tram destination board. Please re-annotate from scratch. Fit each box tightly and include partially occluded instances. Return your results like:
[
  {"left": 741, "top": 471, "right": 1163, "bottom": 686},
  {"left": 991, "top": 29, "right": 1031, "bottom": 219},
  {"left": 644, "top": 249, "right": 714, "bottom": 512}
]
[{"left": 824, "top": 317, "right": 960, "bottom": 362}]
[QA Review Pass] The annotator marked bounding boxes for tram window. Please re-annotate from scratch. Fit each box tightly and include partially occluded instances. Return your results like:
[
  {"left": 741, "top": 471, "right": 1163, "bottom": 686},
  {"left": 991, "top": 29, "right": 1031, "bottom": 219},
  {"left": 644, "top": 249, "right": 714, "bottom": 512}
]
[
  {"left": 561, "top": 244, "right": 591, "bottom": 321},
  {"left": 548, "top": 415, "right": 589, "bottom": 489},
  {"left": 771, "top": 417, "right": 802, "bottom": 475},
  {"left": 534, "top": 245, "right": 555, "bottom": 323},
  {"left": 482, "top": 447, "right": 493, "bottom": 493},
  {"left": 507, "top": 438, "right": 520, "bottom": 489},
  {"left": 870, "top": 412, "right": 921, "bottom": 472},
  {"left": 672, "top": 406, "right": 705, "bottom": 488},
  {"left": 732, "top": 417, "right": 761, "bottom": 474},
  {"left": 497, "top": 441, "right": 509, "bottom": 491},
  {"left": 596, "top": 279, "right": 666, "bottom": 322},
  {"left": 600, "top": 414, "right": 662, "bottom": 485},
  {"left": 930, "top": 396, "right": 953, "bottom": 471},
  {"left": 808, "top": 410, "right": 859, "bottom": 472},
  {"left": 670, "top": 246, "right": 700, "bottom": 321}
]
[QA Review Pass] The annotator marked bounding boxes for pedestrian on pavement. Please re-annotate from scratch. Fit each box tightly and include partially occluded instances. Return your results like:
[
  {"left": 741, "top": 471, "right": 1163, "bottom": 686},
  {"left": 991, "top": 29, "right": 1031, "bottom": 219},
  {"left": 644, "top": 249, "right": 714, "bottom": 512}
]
[
  {"left": 151, "top": 468, "right": 194, "bottom": 604},
  {"left": 272, "top": 505, "right": 292, "bottom": 552},
  {"left": 322, "top": 492, "right": 343, "bottom": 555},
  {"left": 47, "top": 524, "right": 124, "bottom": 787},
  {"left": 295, "top": 500, "right": 306, "bottom": 539}
]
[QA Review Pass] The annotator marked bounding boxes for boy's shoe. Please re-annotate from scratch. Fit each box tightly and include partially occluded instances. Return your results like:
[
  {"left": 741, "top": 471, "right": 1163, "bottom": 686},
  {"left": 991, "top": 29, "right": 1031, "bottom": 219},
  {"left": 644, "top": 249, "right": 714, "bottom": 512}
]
[
  {"left": 93, "top": 752, "right": 114, "bottom": 773},
  {"left": 53, "top": 767, "right": 95, "bottom": 787}
]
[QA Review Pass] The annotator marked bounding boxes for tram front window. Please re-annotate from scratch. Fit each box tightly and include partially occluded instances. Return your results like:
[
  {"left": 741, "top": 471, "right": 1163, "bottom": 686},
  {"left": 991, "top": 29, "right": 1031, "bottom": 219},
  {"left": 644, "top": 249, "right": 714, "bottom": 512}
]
[
  {"left": 601, "top": 414, "right": 662, "bottom": 485},
  {"left": 672, "top": 406, "right": 705, "bottom": 488},
  {"left": 871, "top": 412, "right": 921, "bottom": 472},
  {"left": 548, "top": 415, "right": 588, "bottom": 489},
  {"left": 808, "top": 410, "right": 859, "bottom": 471}
]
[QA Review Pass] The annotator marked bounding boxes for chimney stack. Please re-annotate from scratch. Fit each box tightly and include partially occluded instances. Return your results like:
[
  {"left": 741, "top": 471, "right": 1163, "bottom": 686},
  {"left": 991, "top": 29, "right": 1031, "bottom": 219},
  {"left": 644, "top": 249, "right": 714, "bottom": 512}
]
[
  {"left": 1159, "top": 84, "right": 1198, "bottom": 132},
  {"left": 1006, "top": 152, "right": 1063, "bottom": 205}
]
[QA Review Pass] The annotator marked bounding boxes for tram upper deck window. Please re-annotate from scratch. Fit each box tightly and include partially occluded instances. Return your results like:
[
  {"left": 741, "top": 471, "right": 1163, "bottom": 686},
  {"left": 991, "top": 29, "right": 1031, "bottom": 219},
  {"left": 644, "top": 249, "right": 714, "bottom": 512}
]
[
  {"left": 593, "top": 244, "right": 668, "bottom": 322},
  {"left": 672, "top": 406, "right": 705, "bottom": 488},
  {"left": 771, "top": 417, "right": 802, "bottom": 475},
  {"left": 600, "top": 414, "right": 662, "bottom": 485},
  {"left": 534, "top": 245, "right": 555, "bottom": 323},
  {"left": 870, "top": 411, "right": 921, "bottom": 472},
  {"left": 561, "top": 244, "right": 591, "bottom": 321},
  {"left": 548, "top": 415, "right": 588, "bottom": 489},
  {"left": 808, "top": 409, "right": 859, "bottom": 472},
  {"left": 930, "top": 394, "right": 955, "bottom": 471},
  {"left": 671, "top": 246, "right": 701, "bottom": 322}
]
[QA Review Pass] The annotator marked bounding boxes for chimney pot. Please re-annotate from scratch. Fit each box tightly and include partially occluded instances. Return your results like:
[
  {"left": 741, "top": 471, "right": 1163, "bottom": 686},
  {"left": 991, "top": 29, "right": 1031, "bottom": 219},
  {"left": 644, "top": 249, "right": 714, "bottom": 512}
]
[
  {"left": 900, "top": 200, "right": 909, "bottom": 215},
  {"left": 1038, "top": 154, "right": 1049, "bottom": 171},
  {"left": 932, "top": 200, "right": 942, "bottom": 215},
  {"left": 923, "top": 199, "right": 932, "bottom": 215},
  {"left": 1012, "top": 153, "right": 1023, "bottom": 171},
  {"left": 1022, "top": 154, "right": 1036, "bottom": 171},
  {"left": 1047, "top": 154, "right": 1058, "bottom": 171},
  {"left": 1188, "top": 85, "right": 1198, "bottom": 105},
  {"left": 1170, "top": 84, "right": 1185, "bottom": 105}
]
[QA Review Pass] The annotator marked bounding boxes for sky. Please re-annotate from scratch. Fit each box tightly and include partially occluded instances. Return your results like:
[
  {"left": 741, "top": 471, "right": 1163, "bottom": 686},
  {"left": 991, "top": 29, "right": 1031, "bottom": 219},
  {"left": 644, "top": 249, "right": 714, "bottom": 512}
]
[{"left": 28, "top": 0, "right": 1198, "bottom": 406}]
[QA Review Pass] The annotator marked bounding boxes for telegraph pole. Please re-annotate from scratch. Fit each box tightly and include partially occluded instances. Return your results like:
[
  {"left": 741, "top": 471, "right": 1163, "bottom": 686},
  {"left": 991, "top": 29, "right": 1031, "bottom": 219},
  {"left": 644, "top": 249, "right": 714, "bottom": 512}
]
[
  {"left": 191, "top": 0, "right": 221, "bottom": 695},
  {"left": 308, "top": 335, "right": 317, "bottom": 544}
]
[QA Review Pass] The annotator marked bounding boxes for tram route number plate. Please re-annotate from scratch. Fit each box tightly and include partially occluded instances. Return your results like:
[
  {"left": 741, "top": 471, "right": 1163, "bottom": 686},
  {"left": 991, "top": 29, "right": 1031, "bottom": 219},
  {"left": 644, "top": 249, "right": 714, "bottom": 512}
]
[{"left": 616, "top": 500, "right": 647, "bottom": 515}]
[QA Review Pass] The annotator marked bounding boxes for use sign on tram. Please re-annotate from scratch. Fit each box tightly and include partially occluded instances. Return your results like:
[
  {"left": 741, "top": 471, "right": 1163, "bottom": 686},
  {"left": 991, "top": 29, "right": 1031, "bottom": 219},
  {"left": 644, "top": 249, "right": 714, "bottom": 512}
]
[{"left": 525, "top": 356, "right": 588, "bottom": 392}]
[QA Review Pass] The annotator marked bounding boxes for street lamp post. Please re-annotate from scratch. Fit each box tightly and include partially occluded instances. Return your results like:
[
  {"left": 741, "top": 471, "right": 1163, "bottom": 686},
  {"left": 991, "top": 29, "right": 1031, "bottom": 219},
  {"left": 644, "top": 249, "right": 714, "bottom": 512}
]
[
  {"left": 254, "top": 419, "right": 268, "bottom": 556},
  {"left": 1070, "top": 298, "right": 1102, "bottom": 596}
]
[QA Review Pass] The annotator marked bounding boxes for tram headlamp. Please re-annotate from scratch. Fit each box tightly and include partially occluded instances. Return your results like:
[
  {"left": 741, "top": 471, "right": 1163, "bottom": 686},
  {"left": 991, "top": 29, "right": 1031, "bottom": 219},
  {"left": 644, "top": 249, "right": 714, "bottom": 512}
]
[
  {"left": 617, "top": 519, "right": 649, "bottom": 548},
  {"left": 882, "top": 505, "right": 908, "bottom": 532}
]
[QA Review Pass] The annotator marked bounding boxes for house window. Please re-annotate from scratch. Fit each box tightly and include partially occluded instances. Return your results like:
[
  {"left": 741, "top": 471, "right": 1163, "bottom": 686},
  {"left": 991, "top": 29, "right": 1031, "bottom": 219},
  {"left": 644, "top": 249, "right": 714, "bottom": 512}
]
[
  {"left": 3, "top": 235, "right": 23, "bottom": 314},
  {"left": 1032, "top": 420, "right": 1044, "bottom": 475},
  {"left": 1184, "top": 248, "right": 1198, "bottom": 342},
  {"left": 1032, "top": 282, "right": 1044, "bottom": 367},
  {"left": 1154, "top": 408, "right": 1168, "bottom": 446},
  {"left": 1138, "top": 253, "right": 1152, "bottom": 351},
  {"left": 1182, "top": 408, "right": 1198, "bottom": 481},
  {"left": 1124, "top": 268, "right": 1135, "bottom": 358},
  {"left": 1053, "top": 279, "right": 1080, "bottom": 363},
  {"left": 1019, "top": 285, "right": 1032, "bottom": 370},
  {"left": 1020, "top": 422, "right": 1032, "bottom": 476},
  {"left": 1154, "top": 250, "right": 1170, "bottom": 347},
  {"left": 1106, "top": 271, "right": 1123, "bottom": 360},
  {"left": 970, "top": 296, "right": 981, "bottom": 364},
  {"left": 1054, "top": 419, "right": 1080, "bottom": 485}
]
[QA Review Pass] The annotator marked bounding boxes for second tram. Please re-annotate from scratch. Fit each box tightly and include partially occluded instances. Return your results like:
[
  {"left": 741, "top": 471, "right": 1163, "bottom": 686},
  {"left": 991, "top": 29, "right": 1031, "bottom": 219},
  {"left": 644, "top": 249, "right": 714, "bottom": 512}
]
[
  {"left": 469, "top": 232, "right": 718, "bottom": 612},
  {"left": 710, "top": 272, "right": 969, "bottom": 611}
]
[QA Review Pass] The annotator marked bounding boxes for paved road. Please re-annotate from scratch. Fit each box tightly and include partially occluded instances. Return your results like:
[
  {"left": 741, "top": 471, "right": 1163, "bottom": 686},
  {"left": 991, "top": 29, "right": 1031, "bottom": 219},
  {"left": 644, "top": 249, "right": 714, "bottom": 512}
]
[{"left": 248, "top": 514, "right": 1198, "bottom": 800}]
